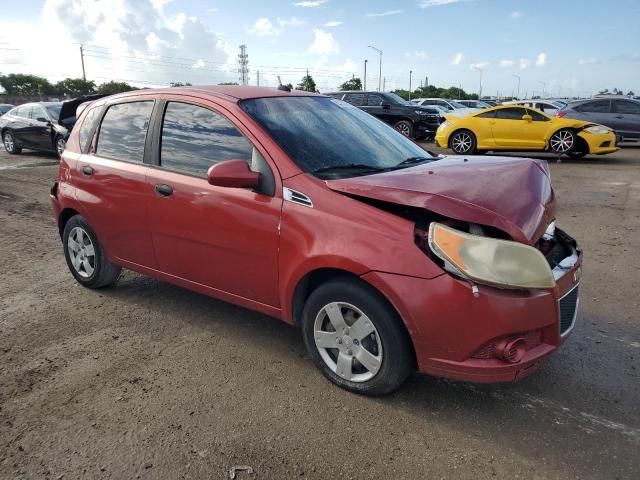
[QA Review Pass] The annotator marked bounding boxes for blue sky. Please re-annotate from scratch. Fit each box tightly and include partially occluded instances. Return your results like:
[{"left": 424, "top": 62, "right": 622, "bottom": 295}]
[{"left": 1, "top": 0, "right": 639, "bottom": 96}]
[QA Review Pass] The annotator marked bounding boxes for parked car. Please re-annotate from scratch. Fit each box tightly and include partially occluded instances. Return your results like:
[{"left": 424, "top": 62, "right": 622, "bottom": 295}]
[
  {"left": 411, "top": 98, "right": 479, "bottom": 116},
  {"left": 457, "top": 99, "right": 493, "bottom": 109},
  {"left": 0, "top": 95, "right": 103, "bottom": 157},
  {"left": 556, "top": 97, "right": 640, "bottom": 142},
  {"left": 504, "top": 99, "right": 566, "bottom": 116},
  {"left": 326, "top": 91, "right": 440, "bottom": 139},
  {"left": 0, "top": 104, "right": 14, "bottom": 116},
  {"left": 435, "top": 104, "right": 617, "bottom": 158},
  {"left": 51, "top": 86, "right": 582, "bottom": 395}
]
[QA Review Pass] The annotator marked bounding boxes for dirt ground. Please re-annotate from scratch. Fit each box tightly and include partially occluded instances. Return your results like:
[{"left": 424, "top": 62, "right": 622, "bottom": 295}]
[{"left": 0, "top": 145, "right": 639, "bottom": 480}]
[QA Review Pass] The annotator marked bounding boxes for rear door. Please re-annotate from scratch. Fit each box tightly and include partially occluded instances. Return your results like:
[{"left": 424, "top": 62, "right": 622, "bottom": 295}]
[
  {"left": 145, "top": 99, "right": 282, "bottom": 307},
  {"left": 73, "top": 99, "right": 157, "bottom": 268},
  {"left": 612, "top": 99, "right": 640, "bottom": 140},
  {"left": 8, "top": 106, "right": 32, "bottom": 146}
]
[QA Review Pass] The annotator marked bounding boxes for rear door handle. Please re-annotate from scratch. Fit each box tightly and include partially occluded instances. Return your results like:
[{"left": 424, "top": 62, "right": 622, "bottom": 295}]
[
  {"left": 82, "top": 165, "right": 93, "bottom": 176},
  {"left": 154, "top": 183, "right": 173, "bottom": 197}
]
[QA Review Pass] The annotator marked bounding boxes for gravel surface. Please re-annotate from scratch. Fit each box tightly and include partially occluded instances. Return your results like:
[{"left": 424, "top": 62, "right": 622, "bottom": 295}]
[{"left": 0, "top": 146, "right": 639, "bottom": 479}]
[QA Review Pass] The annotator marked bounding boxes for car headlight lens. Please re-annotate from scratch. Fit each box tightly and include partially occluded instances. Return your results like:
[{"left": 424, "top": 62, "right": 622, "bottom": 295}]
[
  {"left": 584, "top": 125, "right": 611, "bottom": 134},
  {"left": 439, "top": 121, "right": 450, "bottom": 130},
  {"left": 428, "top": 223, "right": 556, "bottom": 289},
  {"left": 415, "top": 110, "right": 429, "bottom": 115}
]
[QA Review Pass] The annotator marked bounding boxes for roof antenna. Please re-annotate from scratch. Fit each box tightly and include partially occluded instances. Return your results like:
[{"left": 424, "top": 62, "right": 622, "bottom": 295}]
[{"left": 277, "top": 75, "right": 291, "bottom": 92}]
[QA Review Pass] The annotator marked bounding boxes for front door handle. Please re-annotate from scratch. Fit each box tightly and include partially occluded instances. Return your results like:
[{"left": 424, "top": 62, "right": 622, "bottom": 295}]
[
  {"left": 154, "top": 183, "right": 173, "bottom": 197},
  {"left": 82, "top": 165, "right": 93, "bottom": 176},
  {"left": 615, "top": 115, "right": 624, "bottom": 119}
]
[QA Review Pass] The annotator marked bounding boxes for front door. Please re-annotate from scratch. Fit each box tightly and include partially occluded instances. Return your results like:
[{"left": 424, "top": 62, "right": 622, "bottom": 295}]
[
  {"left": 145, "top": 100, "right": 282, "bottom": 307},
  {"left": 27, "top": 104, "right": 54, "bottom": 150},
  {"left": 491, "top": 106, "right": 548, "bottom": 148}
]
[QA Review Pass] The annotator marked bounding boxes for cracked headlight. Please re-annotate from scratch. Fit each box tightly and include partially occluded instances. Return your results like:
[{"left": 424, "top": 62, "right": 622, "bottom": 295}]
[
  {"left": 428, "top": 223, "right": 556, "bottom": 289},
  {"left": 584, "top": 125, "right": 611, "bottom": 134}
]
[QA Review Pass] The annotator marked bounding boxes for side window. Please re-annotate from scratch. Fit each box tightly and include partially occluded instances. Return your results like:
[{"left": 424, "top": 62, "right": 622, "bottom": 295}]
[
  {"left": 96, "top": 101, "right": 153, "bottom": 162},
  {"left": 29, "top": 105, "right": 48, "bottom": 121},
  {"left": 614, "top": 100, "right": 640, "bottom": 114},
  {"left": 495, "top": 107, "right": 526, "bottom": 120},
  {"left": 575, "top": 100, "right": 610, "bottom": 113},
  {"left": 160, "top": 102, "right": 253, "bottom": 177},
  {"left": 78, "top": 107, "right": 102, "bottom": 153},
  {"left": 526, "top": 109, "right": 549, "bottom": 121},
  {"left": 475, "top": 110, "right": 496, "bottom": 118},
  {"left": 14, "top": 106, "right": 29, "bottom": 118},
  {"left": 367, "top": 94, "right": 384, "bottom": 106},
  {"left": 343, "top": 93, "right": 366, "bottom": 106}
]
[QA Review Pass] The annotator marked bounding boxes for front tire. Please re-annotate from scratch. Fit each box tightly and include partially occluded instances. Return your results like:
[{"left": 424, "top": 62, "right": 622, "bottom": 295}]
[
  {"left": 549, "top": 129, "right": 577, "bottom": 154},
  {"left": 450, "top": 129, "right": 476, "bottom": 154},
  {"left": 3, "top": 131, "right": 22, "bottom": 154},
  {"left": 394, "top": 120, "right": 415, "bottom": 139},
  {"left": 55, "top": 136, "right": 66, "bottom": 158},
  {"left": 62, "top": 215, "right": 121, "bottom": 288},
  {"left": 302, "top": 278, "right": 413, "bottom": 396}
]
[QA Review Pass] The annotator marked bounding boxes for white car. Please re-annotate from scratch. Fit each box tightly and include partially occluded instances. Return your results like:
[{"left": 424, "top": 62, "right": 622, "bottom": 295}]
[
  {"left": 503, "top": 99, "right": 565, "bottom": 116},
  {"left": 411, "top": 98, "right": 479, "bottom": 117},
  {"left": 456, "top": 99, "right": 493, "bottom": 109}
]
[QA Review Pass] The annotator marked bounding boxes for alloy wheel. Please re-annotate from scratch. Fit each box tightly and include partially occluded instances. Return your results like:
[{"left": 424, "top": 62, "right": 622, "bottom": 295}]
[
  {"left": 56, "top": 137, "right": 66, "bottom": 156},
  {"left": 67, "top": 227, "right": 96, "bottom": 278},
  {"left": 313, "top": 302, "right": 383, "bottom": 382},
  {"left": 550, "top": 130, "right": 574, "bottom": 153},
  {"left": 451, "top": 132, "right": 472, "bottom": 153},
  {"left": 395, "top": 123, "right": 411, "bottom": 137},
  {"left": 3, "top": 132, "right": 14, "bottom": 153}
]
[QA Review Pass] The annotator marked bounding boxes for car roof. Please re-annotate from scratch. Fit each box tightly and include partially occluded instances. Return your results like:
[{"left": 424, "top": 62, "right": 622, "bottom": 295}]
[{"left": 108, "top": 85, "right": 323, "bottom": 103}]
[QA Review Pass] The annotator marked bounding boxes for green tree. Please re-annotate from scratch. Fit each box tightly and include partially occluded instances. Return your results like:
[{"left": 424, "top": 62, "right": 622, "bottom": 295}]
[
  {"left": 170, "top": 82, "right": 193, "bottom": 87},
  {"left": 96, "top": 81, "right": 135, "bottom": 95},
  {"left": 627, "top": 91, "right": 635, "bottom": 96},
  {"left": 0, "top": 73, "right": 54, "bottom": 95},
  {"left": 339, "top": 77, "right": 362, "bottom": 91},
  {"left": 296, "top": 74, "right": 317, "bottom": 92},
  {"left": 54, "top": 78, "right": 97, "bottom": 96}
]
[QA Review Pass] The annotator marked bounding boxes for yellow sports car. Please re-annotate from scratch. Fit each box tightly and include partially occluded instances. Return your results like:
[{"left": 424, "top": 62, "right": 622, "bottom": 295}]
[{"left": 435, "top": 104, "right": 617, "bottom": 158}]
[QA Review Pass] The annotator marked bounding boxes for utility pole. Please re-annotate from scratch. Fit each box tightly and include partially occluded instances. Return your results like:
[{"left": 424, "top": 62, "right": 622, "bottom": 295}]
[
  {"left": 472, "top": 65, "right": 483, "bottom": 99},
  {"left": 409, "top": 70, "right": 412, "bottom": 101},
  {"left": 368, "top": 45, "right": 382, "bottom": 92},
  {"left": 383, "top": 77, "right": 386, "bottom": 91},
  {"left": 512, "top": 74, "right": 521, "bottom": 99},
  {"left": 363, "top": 59, "right": 367, "bottom": 90},
  {"left": 238, "top": 44, "right": 249, "bottom": 86},
  {"left": 425, "top": 76, "right": 428, "bottom": 89},
  {"left": 539, "top": 81, "right": 546, "bottom": 98},
  {"left": 257, "top": 70, "right": 260, "bottom": 86},
  {"left": 79, "top": 45, "right": 86, "bottom": 81}
]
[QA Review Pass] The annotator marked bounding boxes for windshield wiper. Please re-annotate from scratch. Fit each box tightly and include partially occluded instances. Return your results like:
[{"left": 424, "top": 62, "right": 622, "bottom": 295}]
[
  {"left": 312, "top": 163, "right": 386, "bottom": 174},
  {"left": 394, "top": 156, "right": 433, "bottom": 168}
]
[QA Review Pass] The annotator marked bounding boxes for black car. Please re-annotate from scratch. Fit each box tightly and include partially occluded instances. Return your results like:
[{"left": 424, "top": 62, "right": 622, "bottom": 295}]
[
  {"left": 0, "top": 104, "right": 15, "bottom": 116},
  {"left": 0, "top": 95, "right": 103, "bottom": 157},
  {"left": 326, "top": 91, "right": 441, "bottom": 140},
  {"left": 557, "top": 97, "right": 640, "bottom": 142}
]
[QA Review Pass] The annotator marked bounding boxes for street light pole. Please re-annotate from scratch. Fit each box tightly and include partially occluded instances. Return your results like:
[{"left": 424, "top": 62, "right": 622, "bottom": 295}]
[
  {"left": 539, "top": 81, "right": 546, "bottom": 98},
  {"left": 363, "top": 59, "right": 367, "bottom": 91},
  {"left": 471, "top": 65, "right": 483, "bottom": 99},
  {"left": 409, "top": 70, "right": 412, "bottom": 101},
  {"left": 368, "top": 45, "right": 382, "bottom": 92},
  {"left": 512, "top": 74, "right": 520, "bottom": 99}
]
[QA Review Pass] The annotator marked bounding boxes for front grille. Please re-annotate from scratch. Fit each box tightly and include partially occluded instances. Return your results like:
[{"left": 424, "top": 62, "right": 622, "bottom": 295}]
[{"left": 558, "top": 284, "right": 579, "bottom": 336}]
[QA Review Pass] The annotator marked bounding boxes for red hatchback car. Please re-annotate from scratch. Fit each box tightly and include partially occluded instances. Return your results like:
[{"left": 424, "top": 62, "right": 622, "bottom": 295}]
[{"left": 50, "top": 86, "right": 582, "bottom": 395}]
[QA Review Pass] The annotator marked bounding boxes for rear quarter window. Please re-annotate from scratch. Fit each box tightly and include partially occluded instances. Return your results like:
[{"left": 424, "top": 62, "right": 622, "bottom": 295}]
[
  {"left": 78, "top": 107, "right": 102, "bottom": 153},
  {"left": 96, "top": 101, "right": 154, "bottom": 162}
]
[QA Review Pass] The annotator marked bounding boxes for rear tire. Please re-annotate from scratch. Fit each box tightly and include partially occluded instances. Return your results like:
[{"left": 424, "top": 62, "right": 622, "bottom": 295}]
[
  {"left": 301, "top": 277, "right": 413, "bottom": 396},
  {"left": 394, "top": 120, "right": 415, "bottom": 139},
  {"left": 450, "top": 129, "right": 476, "bottom": 154},
  {"left": 62, "top": 215, "right": 121, "bottom": 288},
  {"left": 3, "top": 131, "right": 22, "bottom": 154}
]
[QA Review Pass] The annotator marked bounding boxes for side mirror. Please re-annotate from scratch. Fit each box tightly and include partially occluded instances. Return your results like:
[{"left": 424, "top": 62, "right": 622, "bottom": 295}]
[
  {"left": 37, "top": 117, "right": 49, "bottom": 123},
  {"left": 380, "top": 101, "right": 391, "bottom": 109},
  {"left": 207, "top": 159, "right": 260, "bottom": 189},
  {"left": 522, "top": 114, "right": 533, "bottom": 122}
]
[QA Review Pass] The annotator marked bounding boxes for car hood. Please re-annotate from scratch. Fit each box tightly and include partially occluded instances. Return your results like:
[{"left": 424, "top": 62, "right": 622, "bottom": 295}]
[
  {"left": 59, "top": 94, "right": 106, "bottom": 125},
  {"left": 325, "top": 156, "right": 556, "bottom": 245}
]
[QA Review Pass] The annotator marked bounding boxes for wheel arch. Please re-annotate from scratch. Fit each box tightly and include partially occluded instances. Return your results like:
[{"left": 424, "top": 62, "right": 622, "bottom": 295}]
[{"left": 57, "top": 207, "right": 81, "bottom": 238}]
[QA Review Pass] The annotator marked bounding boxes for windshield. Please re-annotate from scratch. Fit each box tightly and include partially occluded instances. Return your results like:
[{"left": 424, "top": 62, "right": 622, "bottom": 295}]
[
  {"left": 0, "top": 106, "right": 12, "bottom": 114},
  {"left": 449, "top": 100, "right": 467, "bottom": 109},
  {"left": 385, "top": 92, "right": 410, "bottom": 105},
  {"left": 45, "top": 104, "right": 62, "bottom": 119},
  {"left": 240, "top": 96, "right": 435, "bottom": 179}
]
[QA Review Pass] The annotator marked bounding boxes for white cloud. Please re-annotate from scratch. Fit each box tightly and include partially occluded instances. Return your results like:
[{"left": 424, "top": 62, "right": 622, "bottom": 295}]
[
  {"left": 578, "top": 57, "right": 597, "bottom": 65},
  {"left": 535, "top": 52, "right": 546, "bottom": 66},
  {"left": 510, "top": 11, "right": 523, "bottom": 19},
  {"left": 308, "top": 28, "right": 339, "bottom": 55},
  {"left": 366, "top": 10, "right": 403, "bottom": 17},
  {"left": 278, "top": 16, "right": 305, "bottom": 27},
  {"left": 499, "top": 59, "right": 514, "bottom": 67},
  {"left": 207, "top": 8, "right": 218, "bottom": 13},
  {"left": 324, "top": 20, "right": 342, "bottom": 27},
  {"left": 293, "top": 0, "right": 327, "bottom": 7},
  {"left": 247, "top": 18, "right": 279, "bottom": 36},
  {"left": 519, "top": 58, "right": 532, "bottom": 69},
  {"left": 470, "top": 62, "right": 488, "bottom": 70},
  {"left": 450, "top": 52, "right": 464, "bottom": 65},
  {"left": 419, "top": 0, "right": 466, "bottom": 8},
  {"left": 192, "top": 59, "right": 205, "bottom": 69}
]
